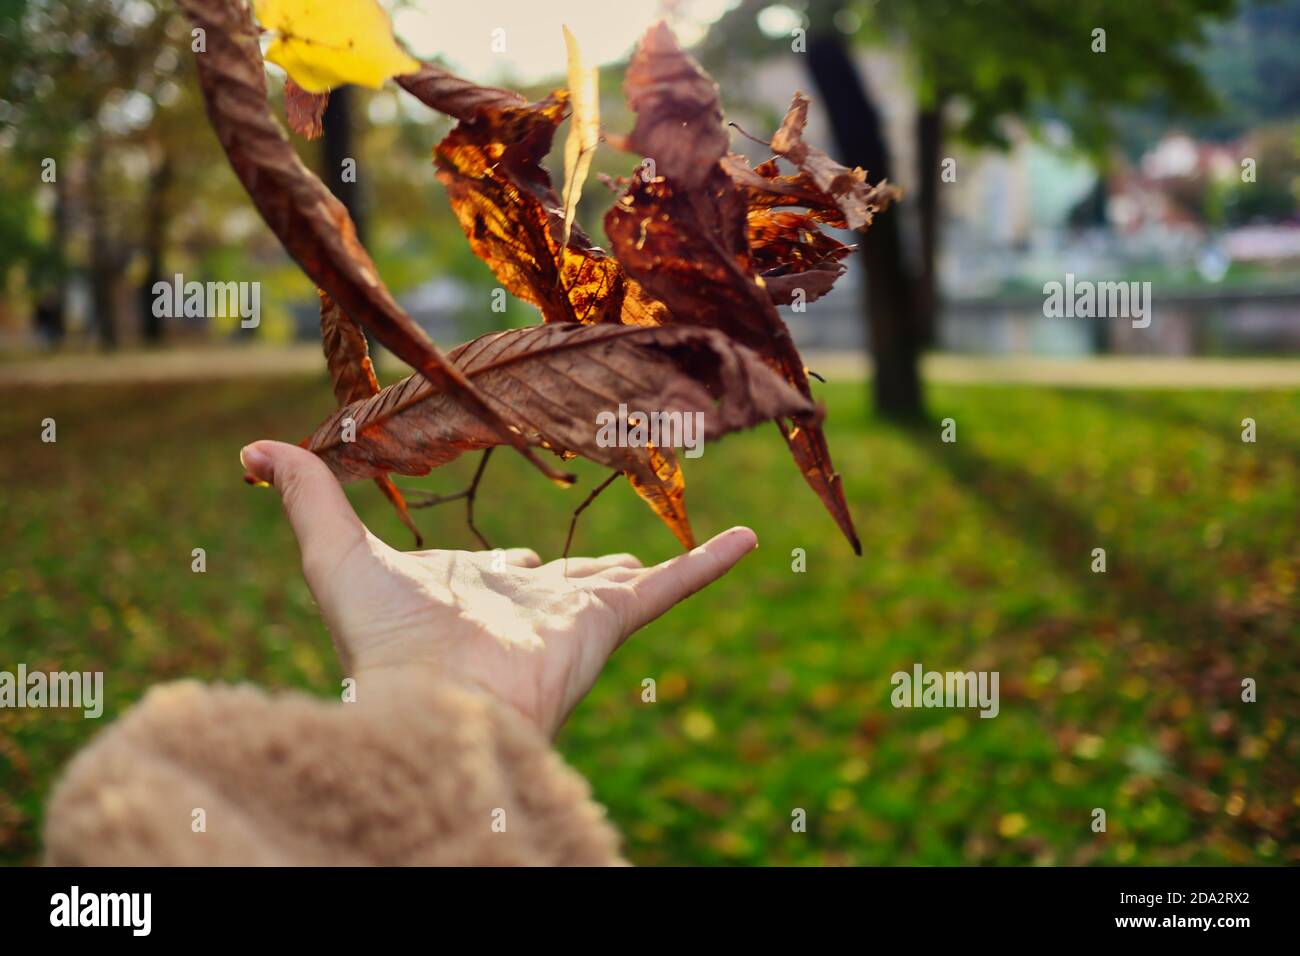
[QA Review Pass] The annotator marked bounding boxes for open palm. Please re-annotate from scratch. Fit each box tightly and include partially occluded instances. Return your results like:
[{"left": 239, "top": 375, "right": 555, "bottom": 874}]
[{"left": 240, "top": 440, "right": 758, "bottom": 736}]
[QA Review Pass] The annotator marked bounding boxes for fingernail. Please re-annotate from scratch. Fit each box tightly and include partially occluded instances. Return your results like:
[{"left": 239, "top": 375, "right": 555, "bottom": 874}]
[
  {"left": 239, "top": 443, "right": 273, "bottom": 485},
  {"left": 726, "top": 526, "right": 758, "bottom": 551}
]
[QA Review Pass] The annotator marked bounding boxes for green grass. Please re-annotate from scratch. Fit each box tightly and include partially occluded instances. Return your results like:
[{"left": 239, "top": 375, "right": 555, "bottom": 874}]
[{"left": 0, "top": 377, "right": 1296, "bottom": 865}]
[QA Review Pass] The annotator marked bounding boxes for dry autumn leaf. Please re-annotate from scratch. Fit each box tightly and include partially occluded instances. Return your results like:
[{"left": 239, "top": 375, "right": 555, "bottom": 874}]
[
  {"left": 283, "top": 78, "right": 328, "bottom": 140},
  {"left": 605, "top": 23, "right": 863, "bottom": 553},
  {"left": 304, "top": 323, "right": 816, "bottom": 549},
  {"left": 399, "top": 67, "right": 672, "bottom": 330},
  {"left": 178, "top": 0, "right": 573, "bottom": 487},
  {"left": 560, "top": 26, "right": 600, "bottom": 256},
  {"left": 768, "top": 92, "right": 899, "bottom": 232},
  {"left": 193, "top": 4, "right": 882, "bottom": 552},
  {"left": 317, "top": 290, "right": 422, "bottom": 546},
  {"left": 254, "top": 0, "right": 419, "bottom": 93}
]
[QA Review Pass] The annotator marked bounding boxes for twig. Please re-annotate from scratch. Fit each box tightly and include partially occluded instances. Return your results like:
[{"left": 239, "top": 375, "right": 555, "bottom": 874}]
[
  {"left": 405, "top": 488, "right": 471, "bottom": 508},
  {"left": 563, "top": 470, "right": 621, "bottom": 560},
  {"left": 401, "top": 448, "right": 494, "bottom": 549},
  {"left": 727, "top": 120, "right": 771, "bottom": 148},
  {"left": 464, "top": 449, "right": 494, "bottom": 549}
]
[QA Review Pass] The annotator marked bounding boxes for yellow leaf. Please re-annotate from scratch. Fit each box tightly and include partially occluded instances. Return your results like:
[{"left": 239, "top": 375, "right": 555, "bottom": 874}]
[
  {"left": 559, "top": 25, "right": 600, "bottom": 254},
  {"left": 254, "top": 0, "right": 420, "bottom": 93}
]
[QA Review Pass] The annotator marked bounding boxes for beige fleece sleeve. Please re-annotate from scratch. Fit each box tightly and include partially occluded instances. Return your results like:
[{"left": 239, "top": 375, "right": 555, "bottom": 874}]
[{"left": 43, "top": 670, "right": 625, "bottom": 866}]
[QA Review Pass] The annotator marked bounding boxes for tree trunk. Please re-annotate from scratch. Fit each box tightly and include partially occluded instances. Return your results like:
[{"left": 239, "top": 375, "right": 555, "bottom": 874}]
[
  {"left": 916, "top": 102, "right": 944, "bottom": 348},
  {"left": 140, "top": 151, "right": 172, "bottom": 344},
  {"left": 806, "top": 31, "right": 924, "bottom": 420},
  {"left": 321, "top": 86, "right": 371, "bottom": 347},
  {"left": 86, "top": 148, "right": 118, "bottom": 350},
  {"left": 322, "top": 86, "right": 365, "bottom": 243},
  {"left": 34, "top": 173, "right": 70, "bottom": 347}
]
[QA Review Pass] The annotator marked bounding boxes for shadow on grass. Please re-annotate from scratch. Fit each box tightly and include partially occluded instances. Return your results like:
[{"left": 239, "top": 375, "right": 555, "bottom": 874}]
[
  {"left": 1066, "top": 388, "right": 1300, "bottom": 467},
  {"left": 894, "top": 413, "right": 1236, "bottom": 656}
]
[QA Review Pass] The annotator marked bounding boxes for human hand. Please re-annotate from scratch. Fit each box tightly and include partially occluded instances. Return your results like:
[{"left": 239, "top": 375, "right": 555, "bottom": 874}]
[{"left": 239, "top": 440, "right": 757, "bottom": 736}]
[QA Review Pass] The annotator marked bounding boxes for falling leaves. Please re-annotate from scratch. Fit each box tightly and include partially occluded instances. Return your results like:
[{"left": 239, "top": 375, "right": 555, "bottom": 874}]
[
  {"left": 178, "top": 0, "right": 574, "bottom": 488},
  {"left": 253, "top": 0, "right": 419, "bottom": 93},
  {"left": 604, "top": 26, "right": 864, "bottom": 553},
  {"left": 560, "top": 26, "right": 600, "bottom": 256},
  {"left": 190, "top": 3, "right": 889, "bottom": 550}
]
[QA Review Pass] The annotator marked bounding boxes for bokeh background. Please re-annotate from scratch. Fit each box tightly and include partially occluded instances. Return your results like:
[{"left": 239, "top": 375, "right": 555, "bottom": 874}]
[{"left": 0, "top": 0, "right": 1296, "bottom": 865}]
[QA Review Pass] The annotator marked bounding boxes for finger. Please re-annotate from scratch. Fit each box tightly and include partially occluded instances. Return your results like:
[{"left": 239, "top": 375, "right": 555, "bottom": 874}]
[
  {"left": 240, "top": 440, "right": 367, "bottom": 583},
  {"left": 628, "top": 527, "right": 757, "bottom": 627},
  {"left": 500, "top": 547, "right": 542, "bottom": 568},
  {"left": 548, "top": 553, "right": 643, "bottom": 578}
]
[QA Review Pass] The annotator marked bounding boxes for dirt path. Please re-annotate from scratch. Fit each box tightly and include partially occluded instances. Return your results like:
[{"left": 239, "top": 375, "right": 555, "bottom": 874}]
[{"left": 2, "top": 346, "right": 1299, "bottom": 389}]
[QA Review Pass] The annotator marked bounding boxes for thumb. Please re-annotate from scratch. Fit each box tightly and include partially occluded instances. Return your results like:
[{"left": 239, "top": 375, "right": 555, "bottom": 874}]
[
  {"left": 626, "top": 526, "right": 758, "bottom": 634},
  {"left": 240, "top": 440, "right": 367, "bottom": 582}
]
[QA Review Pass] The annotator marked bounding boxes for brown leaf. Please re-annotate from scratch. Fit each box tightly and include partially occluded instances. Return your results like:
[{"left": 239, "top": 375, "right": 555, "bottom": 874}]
[
  {"left": 318, "top": 290, "right": 422, "bottom": 546},
  {"left": 433, "top": 92, "right": 627, "bottom": 324},
  {"left": 304, "top": 323, "right": 816, "bottom": 547},
  {"left": 627, "top": 446, "right": 691, "bottom": 549},
  {"left": 721, "top": 154, "right": 864, "bottom": 304},
  {"left": 760, "top": 263, "right": 846, "bottom": 306},
  {"left": 605, "top": 25, "right": 861, "bottom": 553},
  {"left": 401, "top": 67, "right": 664, "bottom": 329},
  {"left": 319, "top": 289, "right": 381, "bottom": 405},
  {"left": 623, "top": 22, "right": 728, "bottom": 191},
  {"left": 745, "top": 207, "right": 852, "bottom": 306},
  {"left": 769, "top": 93, "right": 899, "bottom": 232},
  {"left": 723, "top": 154, "right": 854, "bottom": 226},
  {"left": 397, "top": 63, "right": 528, "bottom": 122},
  {"left": 284, "top": 78, "right": 329, "bottom": 140},
  {"left": 177, "top": 0, "right": 572, "bottom": 486}
]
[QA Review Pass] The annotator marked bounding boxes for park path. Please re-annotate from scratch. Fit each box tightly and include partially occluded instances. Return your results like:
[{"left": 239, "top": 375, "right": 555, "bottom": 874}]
[{"left": 1, "top": 346, "right": 1299, "bottom": 389}]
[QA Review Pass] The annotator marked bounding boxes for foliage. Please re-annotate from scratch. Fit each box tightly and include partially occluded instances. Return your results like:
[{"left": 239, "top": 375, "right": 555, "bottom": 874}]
[
  {"left": 704, "top": 0, "right": 1238, "bottom": 155},
  {"left": 182, "top": 1, "right": 894, "bottom": 551}
]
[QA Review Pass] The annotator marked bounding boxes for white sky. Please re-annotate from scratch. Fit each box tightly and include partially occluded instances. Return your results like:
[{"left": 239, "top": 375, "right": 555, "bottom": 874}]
[{"left": 390, "top": 0, "right": 743, "bottom": 85}]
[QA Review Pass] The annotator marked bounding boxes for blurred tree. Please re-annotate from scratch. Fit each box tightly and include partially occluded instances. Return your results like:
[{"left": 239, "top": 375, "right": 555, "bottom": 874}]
[
  {"left": 322, "top": 87, "right": 367, "bottom": 242},
  {"left": 0, "top": 0, "right": 227, "bottom": 347},
  {"left": 1192, "top": 0, "right": 1300, "bottom": 140},
  {"left": 703, "top": 0, "right": 1237, "bottom": 419}
]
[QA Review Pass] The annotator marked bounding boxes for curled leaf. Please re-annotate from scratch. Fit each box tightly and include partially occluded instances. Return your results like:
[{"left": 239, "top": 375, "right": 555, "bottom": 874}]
[
  {"left": 399, "top": 69, "right": 671, "bottom": 329},
  {"left": 560, "top": 26, "right": 600, "bottom": 255},
  {"left": 396, "top": 63, "right": 527, "bottom": 121},
  {"left": 769, "top": 93, "right": 899, "bottom": 232}
]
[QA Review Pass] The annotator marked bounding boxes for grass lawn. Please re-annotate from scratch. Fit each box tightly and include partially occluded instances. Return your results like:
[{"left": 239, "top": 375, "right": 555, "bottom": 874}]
[{"left": 0, "top": 375, "right": 1295, "bottom": 865}]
